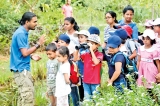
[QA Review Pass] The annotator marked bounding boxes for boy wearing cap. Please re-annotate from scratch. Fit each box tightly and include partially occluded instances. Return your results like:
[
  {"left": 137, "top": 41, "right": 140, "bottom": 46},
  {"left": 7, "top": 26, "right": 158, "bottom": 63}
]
[
  {"left": 104, "top": 35, "right": 127, "bottom": 92},
  {"left": 110, "top": 28, "right": 137, "bottom": 61},
  {"left": 74, "top": 30, "right": 90, "bottom": 101},
  {"left": 80, "top": 34, "right": 103, "bottom": 100}
]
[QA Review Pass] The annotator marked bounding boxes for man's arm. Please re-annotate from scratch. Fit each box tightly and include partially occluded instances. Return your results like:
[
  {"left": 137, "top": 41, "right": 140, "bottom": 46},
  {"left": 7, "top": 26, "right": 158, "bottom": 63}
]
[{"left": 20, "top": 35, "right": 45, "bottom": 57}]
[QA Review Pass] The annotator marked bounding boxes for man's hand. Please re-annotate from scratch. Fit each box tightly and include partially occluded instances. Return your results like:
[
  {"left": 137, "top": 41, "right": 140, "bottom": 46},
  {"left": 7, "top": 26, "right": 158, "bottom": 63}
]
[
  {"left": 38, "top": 34, "right": 46, "bottom": 45},
  {"left": 31, "top": 54, "right": 41, "bottom": 61}
]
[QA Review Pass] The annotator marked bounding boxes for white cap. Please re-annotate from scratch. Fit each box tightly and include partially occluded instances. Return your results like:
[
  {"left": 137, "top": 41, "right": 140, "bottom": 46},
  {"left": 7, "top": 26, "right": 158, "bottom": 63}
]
[
  {"left": 142, "top": 29, "right": 156, "bottom": 40},
  {"left": 88, "top": 34, "right": 101, "bottom": 44},
  {"left": 74, "top": 30, "right": 90, "bottom": 37},
  {"left": 152, "top": 18, "right": 160, "bottom": 25}
]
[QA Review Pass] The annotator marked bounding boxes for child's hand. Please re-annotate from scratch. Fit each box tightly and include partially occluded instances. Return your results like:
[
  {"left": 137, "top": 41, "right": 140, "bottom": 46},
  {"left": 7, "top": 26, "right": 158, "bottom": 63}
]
[
  {"left": 156, "top": 73, "right": 160, "bottom": 79},
  {"left": 87, "top": 43, "right": 93, "bottom": 51},
  {"left": 107, "top": 79, "right": 113, "bottom": 86},
  {"left": 46, "top": 92, "right": 49, "bottom": 98}
]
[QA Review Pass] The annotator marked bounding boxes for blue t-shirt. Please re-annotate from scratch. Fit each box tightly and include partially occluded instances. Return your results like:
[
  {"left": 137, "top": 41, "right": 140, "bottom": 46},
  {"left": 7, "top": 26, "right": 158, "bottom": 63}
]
[
  {"left": 10, "top": 26, "right": 30, "bottom": 72},
  {"left": 119, "top": 20, "right": 138, "bottom": 40},
  {"left": 78, "top": 48, "right": 89, "bottom": 76},
  {"left": 104, "top": 52, "right": 126, "bottom": 82}
]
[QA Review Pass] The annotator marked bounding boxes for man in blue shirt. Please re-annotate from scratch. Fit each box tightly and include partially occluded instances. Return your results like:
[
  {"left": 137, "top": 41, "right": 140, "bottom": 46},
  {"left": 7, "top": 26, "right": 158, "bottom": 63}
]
[{"left": 10, "top": 12, "right": 45, "bottom": 106}]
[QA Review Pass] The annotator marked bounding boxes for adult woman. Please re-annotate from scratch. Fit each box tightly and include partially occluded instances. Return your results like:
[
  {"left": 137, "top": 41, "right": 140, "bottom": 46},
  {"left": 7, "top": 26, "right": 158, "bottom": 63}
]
[
  {"left": 119, "top": 5, "right": 138, "bottom": 41},
  {"left": 103, "top": 11, "right": 118, "bottom": 48},
  {"left": 63, "top": 17, "right": 80, "bottom": 106}
]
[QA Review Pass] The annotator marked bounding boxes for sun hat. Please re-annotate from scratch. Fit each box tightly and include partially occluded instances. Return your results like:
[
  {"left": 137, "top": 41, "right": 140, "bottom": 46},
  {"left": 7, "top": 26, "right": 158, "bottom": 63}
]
[
  {"left": 109, "top": 29, "right": 128, "bottom": 40},
  {"left": 87, "top": 34, "right": 101, "bottom": 44},
  {"left": 88, "top": 26, "right": 100, "bottom": 35},
  {"left": 107, "top": 36, "right": 121, "bottom": 48},
  {"left": 144, "top": 20, "right": 153, "bottom": 26},
  {"left": 142, "top": 29, "right": 156, "bottom": 40},
  {"left": 152, "top": 18, "right": 160, "bottom": 25},
  {"left": 58, "top": 34, "right": 70, "bottom": 44},
  {"left": 74, "top": 30, "right": 90, "bottom": 37}
]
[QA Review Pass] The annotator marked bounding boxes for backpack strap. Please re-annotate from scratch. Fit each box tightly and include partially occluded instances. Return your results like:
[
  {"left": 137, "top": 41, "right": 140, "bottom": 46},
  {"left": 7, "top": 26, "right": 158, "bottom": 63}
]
[{"left": 111, "top": 52, "right": 125, "bottom": 74}]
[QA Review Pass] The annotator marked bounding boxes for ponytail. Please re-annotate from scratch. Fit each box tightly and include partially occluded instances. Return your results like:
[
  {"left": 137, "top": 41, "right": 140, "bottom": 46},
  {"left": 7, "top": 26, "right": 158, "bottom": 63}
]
[{"left": 64, "top": 17, "right": 79, "bottom": 31}]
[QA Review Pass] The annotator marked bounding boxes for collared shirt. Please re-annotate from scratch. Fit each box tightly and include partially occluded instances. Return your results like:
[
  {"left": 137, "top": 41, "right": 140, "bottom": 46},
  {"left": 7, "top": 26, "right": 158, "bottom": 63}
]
[
  {"left": 80, "top": 50, "right": 103, "bottom": 84},
  {"left": 10, "top": 26, "right": 30, "bottom": 72},
  {"left": 119, "top": 20, "right": 138, "bottom": 40}
]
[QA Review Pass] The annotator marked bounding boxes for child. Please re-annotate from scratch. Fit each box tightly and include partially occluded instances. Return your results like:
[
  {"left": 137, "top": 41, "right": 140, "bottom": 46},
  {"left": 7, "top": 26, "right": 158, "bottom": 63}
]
[
  {"left": 104, "top": 35, "right": 127, "bottom": 92},
  {"left": 46, "top": 43, "right": 59, "bottom": 106},
  {"left": 152, "top": 18, "right": 160, "bottom": 82},
  {"left": 80, "top": 34, "right": 103, "bottom": 100},
  {"left": 74, "top": 30, "right": 90, "bottom": 101},
  {"left": 119, "top": 5, "right": 138, "bottom": 41},
  {"left": 58, "top": 34, "right": 80, "bottom": 106},
  {"left": 55, "top": 46, "right": 71, "bottom": 106},
  {"left": 137, "top": 29, "right": 160, "bottom": 89},
  {"left": 121, "top": 25, "right": 139, "bottom": 62},
  {"left": 144, "top": 19, "right": 153, "bottom": 30},
  {"left": 109, "top": 28, "right": 129, "bottom": 55}
]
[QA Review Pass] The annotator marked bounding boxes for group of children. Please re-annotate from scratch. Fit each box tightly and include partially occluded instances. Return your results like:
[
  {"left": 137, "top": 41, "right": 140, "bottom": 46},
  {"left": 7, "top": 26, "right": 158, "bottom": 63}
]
[{"left": 44, "top": 5, "right": 160, "bottom": 106}]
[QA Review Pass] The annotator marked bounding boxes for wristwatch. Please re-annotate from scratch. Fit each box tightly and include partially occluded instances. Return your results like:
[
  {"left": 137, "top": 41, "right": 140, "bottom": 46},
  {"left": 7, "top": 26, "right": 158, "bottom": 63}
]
[{"left": 35, "top": 42, "right": 40, "bottom": 49}]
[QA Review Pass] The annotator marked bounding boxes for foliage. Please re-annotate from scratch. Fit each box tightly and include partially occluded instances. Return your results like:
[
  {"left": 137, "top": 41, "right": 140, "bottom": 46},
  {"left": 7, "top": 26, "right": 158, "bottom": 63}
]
[{"left": 84, "top": 75, "right": 160, "bottom": 106}]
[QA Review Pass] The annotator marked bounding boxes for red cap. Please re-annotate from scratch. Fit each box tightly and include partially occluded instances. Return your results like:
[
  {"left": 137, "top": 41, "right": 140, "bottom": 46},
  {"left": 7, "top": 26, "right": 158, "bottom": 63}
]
[{"left": 121, "top": 25, "right": 133, "bottom": 38}]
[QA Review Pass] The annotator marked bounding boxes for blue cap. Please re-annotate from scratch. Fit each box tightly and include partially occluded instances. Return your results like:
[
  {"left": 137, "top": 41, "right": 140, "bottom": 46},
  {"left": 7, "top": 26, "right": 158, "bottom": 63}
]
[
  {"left": 107, "top": 36, "right": 121, "bottom": 48},
  {"left": 58, "top": 34, "right": 70, "bottom": 44},
  {"left": 109, "top": 29, "right": 128, "bottom": 40},
  {"left": 88, "top": 26, "right": 100, "bottom": 35}
]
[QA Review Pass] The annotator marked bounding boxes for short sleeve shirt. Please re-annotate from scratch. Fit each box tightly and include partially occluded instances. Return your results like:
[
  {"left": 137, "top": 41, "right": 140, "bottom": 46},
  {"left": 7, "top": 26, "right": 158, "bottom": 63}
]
[
  {"left": 55, "top": 61, "right": 71, "bottom": 97},
  {"left": 125, "top": 39, "right": 136, "bottom": 56},
  {"left": 108, "top": 52, "right": 126, "bottom": 81},
  {"left": 46, "top": 59, "right": 59, "bottom": 87},
  {"left": 10, "top": 26, "right": 30, "bottom": 72},
  {"left": 119, "top": 20, "right": 138, "bottom": 40},
  {"left": 80, "top": 51, "right": 103, "bottom": 84},
  {"left": 62, "top": 5, "right": 73, "bottom": 18}
]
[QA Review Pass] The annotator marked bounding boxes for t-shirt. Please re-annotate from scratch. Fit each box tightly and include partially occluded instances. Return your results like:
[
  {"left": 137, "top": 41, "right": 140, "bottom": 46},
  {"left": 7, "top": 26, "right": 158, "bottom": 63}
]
[
  {"left": 46, "top": 58, "right": 59, "bottom": 88},
  {"left": 104, "top": 25, "right": 117, "bottom": 43},
  {"left": 62, "top": 4, "right": 73, "bottom": 18},
  {"left": 125, "top": 39, "right": 136, "bottom": 56},
  {"left": 55, "top": 61, "right": 71, "bottom": 97},
  {"left": 104, "top": 52, "right": 126, "bottom": 82},
  {"left": 80, "top": 50, "right": 103, "bottom": 84},
  {"left": 78, "top": 48, "right": 90, "bottom": 77},
  {"left": 10, "top": 26, "right": 30, "bottom": 72},
  {"left": 119, "top": 20, "right": 138, "bottom": 40}
]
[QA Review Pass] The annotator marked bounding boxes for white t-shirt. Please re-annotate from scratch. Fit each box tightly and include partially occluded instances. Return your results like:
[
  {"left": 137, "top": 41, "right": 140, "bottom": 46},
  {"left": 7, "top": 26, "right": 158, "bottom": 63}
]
[{"left": 55, "top": 61, "right": 71, "bottom": 97}]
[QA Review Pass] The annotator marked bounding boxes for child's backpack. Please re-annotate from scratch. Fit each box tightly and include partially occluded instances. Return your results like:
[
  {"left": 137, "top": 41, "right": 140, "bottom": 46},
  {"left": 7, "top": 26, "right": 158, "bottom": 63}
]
[
  {"left": 111, "top": 52, "right": 138, "bottom": 89},
  {"left": 69, "top": 60, "right": 79, "bottom": 84}
]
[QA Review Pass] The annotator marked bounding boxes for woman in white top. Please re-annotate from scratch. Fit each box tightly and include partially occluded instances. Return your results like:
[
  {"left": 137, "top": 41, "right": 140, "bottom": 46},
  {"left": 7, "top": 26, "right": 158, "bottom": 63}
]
[
  {"left": 55, "top": 46, "right": 71, "bottom": 106},
  {"left": 63, "top": 17, "right": 80, "bottom": 106}
]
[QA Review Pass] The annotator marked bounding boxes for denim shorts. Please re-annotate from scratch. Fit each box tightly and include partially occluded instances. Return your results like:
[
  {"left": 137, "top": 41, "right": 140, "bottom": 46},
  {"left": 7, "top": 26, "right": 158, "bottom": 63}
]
[{"left": 113, "top": 77, "right": 127, "bottom": 93}]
